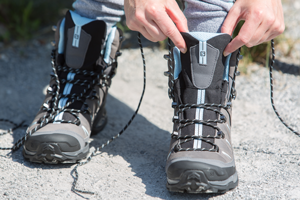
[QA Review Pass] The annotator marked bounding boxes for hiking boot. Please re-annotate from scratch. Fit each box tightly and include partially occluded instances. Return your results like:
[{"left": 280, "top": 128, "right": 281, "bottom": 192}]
[
  {"left": 165, "top": 32, "right": 240, "bottom": 193},
  {"left": 23, "top": 10, "right": 123, "bottom": 164}
]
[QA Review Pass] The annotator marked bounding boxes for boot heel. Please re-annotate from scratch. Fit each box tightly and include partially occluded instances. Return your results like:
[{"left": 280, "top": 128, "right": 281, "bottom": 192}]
[{"left": 91, "top": 107, "right": 108, "bottom": 135}]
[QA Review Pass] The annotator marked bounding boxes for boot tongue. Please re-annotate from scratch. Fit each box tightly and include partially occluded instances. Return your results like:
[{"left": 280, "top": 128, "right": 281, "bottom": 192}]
[
  {"left": 180, "top": 32, "right": 232, "bottom": 91},
  {"left": 53, "top": 11, "right": 107, "bottom": 123},
  {"left": 62, "top": 10, "right": 107, "bottom": 71},
  {"left": 177, "top": 32, "right": 232, "bottom": 150}
]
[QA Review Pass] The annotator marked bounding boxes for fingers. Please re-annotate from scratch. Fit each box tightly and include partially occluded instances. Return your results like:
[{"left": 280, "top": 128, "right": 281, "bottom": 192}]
[
  {"left": 143, "top": 2, "right": 187, "bottom": 52},
  {"left": 224, "top": 14, "right": 284, "bottom": 56},
  {"left": 145, "top": 20, "right": 167, "bottom": 41},
  {"left": 221, "top": 6, "right": 241, "bottom": 36},
  {"left": 126, "top": 10, "right": 164, "bottom": 41},
  {"left": 222, "top": 0, "right": 285, "bottom": 56},
  {"left": 125, "top": 0, "right": 188, "bottom": 53},
  {"left": 258, "top": 32, "right": 276, "bottom": 45},
  {"left": 137, "top": 26, "right": 155, "bottom": 42},
  {"left": 166, "top": 0, "right": 189, "bottom": 32},
  {"left": 257, "top": 21, "right": 285, "bottom": 44},
  {"left": 247, "top": 10, "right": 278, "bottom": 46},
  {"left": 223, "top": 15, "right": 261, "bottom": 56},
  {"left": 259, "top": 8, "right": 285, "bottom": 43},
  {"left": 151, "top": 11, "right": 187, "bottom": 52}
]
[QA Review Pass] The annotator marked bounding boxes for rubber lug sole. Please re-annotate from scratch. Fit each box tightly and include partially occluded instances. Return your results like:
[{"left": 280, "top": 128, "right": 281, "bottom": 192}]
[
  {"left": 23, "top": 108, "right": 107, "bottom": 164},
  {"left": 167, "top": 170, "right": 238, "bottom": 193},
  {"left": 23, "top": 143, "right": 89, "bottom": 164}
]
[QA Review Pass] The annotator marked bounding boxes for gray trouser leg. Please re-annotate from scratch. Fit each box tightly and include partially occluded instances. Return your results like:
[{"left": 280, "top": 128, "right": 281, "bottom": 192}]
[
  {"left": 72, "top": 0, "right": 124, "bottom": 34},
  {"left": 73, "top": 0, "right": 234, "bottom": 34},
  {"left": 182, "top": 0, "right": 234, "bottom": 33}
]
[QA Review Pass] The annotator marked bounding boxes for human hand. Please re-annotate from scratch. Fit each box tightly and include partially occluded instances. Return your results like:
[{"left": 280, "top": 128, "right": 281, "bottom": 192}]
[
  {"left": 221, "top": 0, "right": 285, "bottom": 56},
  {"left": 124, "top": 0, "right": 188, "bottom": 53}
]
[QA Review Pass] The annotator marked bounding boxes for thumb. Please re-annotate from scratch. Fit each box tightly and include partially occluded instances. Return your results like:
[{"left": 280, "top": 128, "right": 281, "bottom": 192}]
[
  {"left": 221, "top": 7, "right": 241, "bottom": 36},
  {"left": 221, "top": 7, "right": 241, "bottom": 56}
]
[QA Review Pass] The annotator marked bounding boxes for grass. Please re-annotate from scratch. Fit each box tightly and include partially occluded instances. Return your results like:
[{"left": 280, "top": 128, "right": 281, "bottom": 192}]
[{"left": 0, "top": 0, "right": 73, "bottom": 42}]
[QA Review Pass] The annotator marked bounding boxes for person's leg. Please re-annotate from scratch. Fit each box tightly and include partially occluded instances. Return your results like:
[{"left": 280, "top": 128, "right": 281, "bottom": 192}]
[
  {"left": 183, "top": 0, "right": 234, "bottom": 33},
  {"left": 165, "top": 0, "right": 240, "bottom": 193},
  {"left": 23, "top": 1, "right": 124, "bottom": 163}
]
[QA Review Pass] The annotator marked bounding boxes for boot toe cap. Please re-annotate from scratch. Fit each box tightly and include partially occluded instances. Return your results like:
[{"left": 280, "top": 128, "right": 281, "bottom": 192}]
[
  {"left": 166, "top": 152, "right": 236, "bottom": 182},
  {"left": 24, "top": 133, "right": 81, "bottom": 152}
]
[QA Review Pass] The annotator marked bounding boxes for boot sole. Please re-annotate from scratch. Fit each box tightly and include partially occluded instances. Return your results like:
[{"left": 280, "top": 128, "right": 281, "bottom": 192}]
[
  {"left": 23, "top": 142, "right": 89, "bottom": 164},
  {"left": 23, "top": 107, "right": 108, "bottom": 164},
  {"left": 167, "top": 170, "right": 238, "bottom": 193}
]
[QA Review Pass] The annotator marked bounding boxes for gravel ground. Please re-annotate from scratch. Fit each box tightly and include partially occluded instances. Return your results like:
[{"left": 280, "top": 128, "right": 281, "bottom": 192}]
[
  {"left": 0, "top": 41, "right": 300, "bottom": 200},
  {"left": 1, "top": 1, "right": 300, "bottom": 199},
  {"left": 276, "top": 0, "right": 300, "bottom": 72}
]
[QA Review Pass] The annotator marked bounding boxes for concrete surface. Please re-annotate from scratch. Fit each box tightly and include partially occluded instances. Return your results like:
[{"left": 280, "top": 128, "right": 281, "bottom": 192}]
[{"left": 0, "top": 40, "right": 300, "bottom": 199}]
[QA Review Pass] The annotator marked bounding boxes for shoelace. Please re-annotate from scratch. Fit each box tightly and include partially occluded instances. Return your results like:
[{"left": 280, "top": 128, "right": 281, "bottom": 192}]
[
  {"left": 269, "top": 39, "right": 300, "bottom": 137},
  {"left": 0, "top": 33, "right": 146, "bottom": 199},
  {"left": 171, "top": 103, "right": 231, "bottom": 152},
  {"left": 0, "top": 49, "right": 108, "bottom": 151},
  {"left": 71, "top": 33, "right": 147, "bottom": 198},
  {"left": 0, "top": 36, "right": 299, "bottom": 198},
  {"left": 164, "top": 39, "right": 299, "bottom": 155},
  {"left": 36, "top": 51, "right": 106, "bottom": 126},
  {"left": 0, "top": 119, "right": 27, "bottom": 136},
  {"left": 164, "top": 39, "right": 241, "bottom": 152}
]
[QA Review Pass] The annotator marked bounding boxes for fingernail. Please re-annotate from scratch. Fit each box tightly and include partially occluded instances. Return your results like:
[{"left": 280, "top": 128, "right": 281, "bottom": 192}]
[
  {"left": 180, "top": 48, "right": 187, "bottom": 54},
  {"left": 223, "top": 51, "right": 229, "bottom": 57}
]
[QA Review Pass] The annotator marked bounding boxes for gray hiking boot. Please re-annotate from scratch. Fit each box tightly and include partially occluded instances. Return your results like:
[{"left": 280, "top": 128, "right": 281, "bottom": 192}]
[
  {"left": 23, "top": 10, "right": 123, "bottom": 164},
  {"left": 165, "top": 32, "right": 240, "bottom": 193}
]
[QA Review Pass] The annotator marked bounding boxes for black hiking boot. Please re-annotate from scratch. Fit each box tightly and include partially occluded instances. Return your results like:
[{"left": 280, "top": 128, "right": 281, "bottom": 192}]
[
  {"left": 23, "top": 10, "right": 123, "bottom": 164},
  {"left": 165, "top": 32, "right": 240, "bottom": 193}
]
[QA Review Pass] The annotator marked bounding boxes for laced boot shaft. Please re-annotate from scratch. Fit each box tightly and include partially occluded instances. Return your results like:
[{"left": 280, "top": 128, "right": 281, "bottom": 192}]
[
  {"left": 165, "top": 32, "right": 240, "bottom": 193},
  {"left": 23, "top": 10, "right": 123, "bottom": 164}
]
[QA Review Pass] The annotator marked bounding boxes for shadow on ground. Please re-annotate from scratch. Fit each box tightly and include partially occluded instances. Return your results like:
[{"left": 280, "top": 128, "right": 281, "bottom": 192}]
[
  {"left": 0, "top": 41, "right": 229, "bottom": 199},
  {"left": 274, "top": 59, "right": 300, "bottom": 75},
  {"left": 1, "top": 90, "right": 223, "bottom": 199},
  {"left": 5, "top": 93, "right": 221, "bottom": 200}
]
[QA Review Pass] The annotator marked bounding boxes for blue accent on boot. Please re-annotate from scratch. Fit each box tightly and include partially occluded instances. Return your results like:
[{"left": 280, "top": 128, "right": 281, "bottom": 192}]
[
  {"left": 173, "top": 47, "right": 182, "bottom": 79},
  {"left": 104, "top": 26, "right": 117, "bottom": 64},
  {"left": 188, "top": 32, "right": 232, "bottom": 81},
  {"left": 69, "top": 10, "right": 96, "bottom": 26},
  {"left": 188, "top": 32, "right": 226, "bottom": 42},
  {"left": 58, "top": 18, "right": 65, "bottom": 54},
  {"left": 223, "top": 53, "right": 232, "bottom": 81}
]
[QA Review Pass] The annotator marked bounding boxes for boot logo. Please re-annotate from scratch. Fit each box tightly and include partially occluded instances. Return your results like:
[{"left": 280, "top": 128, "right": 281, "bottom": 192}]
[
  {"left": 199, "top": 41, "right": 207, "bottom": 65},
  {"left": 72, "top": 25, "right": 81, "bottom": 48}
]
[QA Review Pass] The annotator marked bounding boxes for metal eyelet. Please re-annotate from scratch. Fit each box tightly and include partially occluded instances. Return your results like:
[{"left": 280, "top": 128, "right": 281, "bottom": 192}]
[
  {"left": 163, "top": 54, "right": 170, "bottom": 60},
  {"left": 164, "top": 71, "right": 170, "bottom": 77}
]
